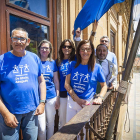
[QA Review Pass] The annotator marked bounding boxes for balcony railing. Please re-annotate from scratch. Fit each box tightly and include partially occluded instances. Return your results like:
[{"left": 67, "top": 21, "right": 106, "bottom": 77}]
[{"left": 50, "top": 90, "right": 118, "bottom": 140}]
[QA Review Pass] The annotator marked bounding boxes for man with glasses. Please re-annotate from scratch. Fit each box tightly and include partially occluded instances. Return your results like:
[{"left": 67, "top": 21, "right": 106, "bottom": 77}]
[
  {"left": 90, "top": 21, "right": 117, "bottom": 68},
  {"left": 0, "top": 27, "right": 46, "bottom": 140},
  {"left": 100, "top": 36, "right": 117, "bottom": 67}
]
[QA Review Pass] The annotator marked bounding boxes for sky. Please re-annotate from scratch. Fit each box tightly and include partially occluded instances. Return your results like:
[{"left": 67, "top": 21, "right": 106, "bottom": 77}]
[{"left": 133, "top": 0, "right": 140, "bottom": 31}]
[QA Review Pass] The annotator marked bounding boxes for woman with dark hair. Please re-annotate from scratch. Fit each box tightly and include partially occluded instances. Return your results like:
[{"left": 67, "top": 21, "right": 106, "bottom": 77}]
[
  {"left": 56, "top": 39, "right": 76, "bottom": 129},
  {"left": 38, "top": 40, "right": 60, "bottom": 140},
  {"left": 65, "top": 40, "right": 107, "bottom": 122}
]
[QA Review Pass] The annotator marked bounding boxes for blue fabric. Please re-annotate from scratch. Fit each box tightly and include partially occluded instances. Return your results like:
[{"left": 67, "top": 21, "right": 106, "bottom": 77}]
[
  {"left": 74, "top": 0, "right": 125, "bottom": 32},
  {"left": 56, "top": 59, "right": 71, "bottom": 92},
  {"left": 0, "top": 51, "right": 42, "bottom": 114},
  {"left": 41, "top": 60, "right": 58, "bottom": 99},
  {"left": 67, "top": 61, "right": 105, "bottom": 100},
  {"left": 0, "top": 111, "right": 38, "bottom": 140}
]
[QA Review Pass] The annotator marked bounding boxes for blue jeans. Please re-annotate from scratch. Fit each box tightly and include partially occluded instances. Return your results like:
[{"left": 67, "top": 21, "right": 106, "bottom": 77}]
[{"left": 0, "top": 111, "right": 38, "bottom": 140}]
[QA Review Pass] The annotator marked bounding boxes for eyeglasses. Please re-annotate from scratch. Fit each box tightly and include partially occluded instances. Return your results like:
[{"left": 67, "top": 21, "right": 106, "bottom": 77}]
[
  {"left": 80, "top": 48, "right": 92, "bottom": 52},
  {"left": 40, "top": 47, "right": 50, "bottom": 51},
  {"left": 100, "top": 40, "right": 109, "bottom": 43},
  {"left": 11, "top": 37, "right": 27, "bottom": 43},
  {"left": 62, "top": 46, "right": 72, "bottom": 49}
]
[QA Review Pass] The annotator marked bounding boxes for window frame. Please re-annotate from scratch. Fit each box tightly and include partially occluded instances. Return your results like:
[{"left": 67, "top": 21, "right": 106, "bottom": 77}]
[
  {"left": 6, "top": 0, "right": 50, "bottom": 20},
  {"left": 6, "top": 0, "right": 53, "bottom": 52},
  {"left": 110, "top": 29, "right": 116, "bottom": 53}
]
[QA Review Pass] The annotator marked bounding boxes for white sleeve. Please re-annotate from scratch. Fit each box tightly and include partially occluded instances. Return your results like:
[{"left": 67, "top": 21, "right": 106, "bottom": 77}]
[{"left": 74, "top": 36, "right": 81, "bottom": 41}]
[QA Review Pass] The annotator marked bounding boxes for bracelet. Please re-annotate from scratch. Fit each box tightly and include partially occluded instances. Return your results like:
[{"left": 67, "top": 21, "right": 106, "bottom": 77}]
[
  {"left": 91, "top": 31, "right": 96, "bottom": 36},
  {"left": 40, "top": 100, "right": 46, "bottom": 104}
]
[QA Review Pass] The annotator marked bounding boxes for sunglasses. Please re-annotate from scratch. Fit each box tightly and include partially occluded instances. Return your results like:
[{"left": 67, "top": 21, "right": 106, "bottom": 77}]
[
  {"left": 101, "top": 40, "right": 108, "bottom": 43},
  {"left": 62, "top": 46, "right": 72, "bottom": 49}
]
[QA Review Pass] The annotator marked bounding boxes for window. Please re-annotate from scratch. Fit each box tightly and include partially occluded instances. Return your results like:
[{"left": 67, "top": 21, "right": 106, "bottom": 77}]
[
  {"left": 4, "top": 0, "right": 53, "bottom": 54},
  {"left": 110, "top": 30, "right": 115, "bottom": 53},
  {"left": 8, "top": 0, "right": 49, "bottom": 18},
  {"left": 0, "top": 0, "right": 55, "bottom": 55},
  {"left": 10, "top": 14, "right": 49, "bottom": 54}
]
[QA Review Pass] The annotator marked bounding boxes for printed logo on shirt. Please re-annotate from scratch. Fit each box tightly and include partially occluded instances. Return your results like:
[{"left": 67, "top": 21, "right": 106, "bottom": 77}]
[
  {"left": 43, "top": 65, "right": 52, "bottom": 82},
  {"left": 43, "top": 74, "right": 51, "bottom": 82},
  {"left": 46, "top": 65, "right": 51, "bottom": 72},
  {"left": 72, "top": 71, "right": 90, "bottom": 93},
  {"left": 60, "top": 63, "right": 69, "bottom": 76},
  {"left": 13, "top": 64, "right": 29, "bottom": 83},
  {"left": 43, "top": 65, "right": 51, "bottom": 72}
]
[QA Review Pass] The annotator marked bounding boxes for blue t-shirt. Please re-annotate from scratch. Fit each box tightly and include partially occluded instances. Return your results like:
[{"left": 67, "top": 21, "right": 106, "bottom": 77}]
[
  {"left": 0, "top": 51, "right": 42, "bottom": 114},
  {"left": 56, "top": 59, "right": 71, "bottom": 92},
  {"left": 67, "top": 61, "right": 105, "bottom": 100},
  {"left": 41, "top": 60, "right": 58, "bottom": 99}
]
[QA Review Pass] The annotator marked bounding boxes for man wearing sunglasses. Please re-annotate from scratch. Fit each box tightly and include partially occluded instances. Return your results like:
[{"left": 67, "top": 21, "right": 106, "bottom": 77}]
[{"left": 0, "top": 27, "right": 46, "bottom": 140}]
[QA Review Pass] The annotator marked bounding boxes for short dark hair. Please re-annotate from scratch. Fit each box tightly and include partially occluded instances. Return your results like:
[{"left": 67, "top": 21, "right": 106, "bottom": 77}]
[
  {"left": 75, "top": 40, "right": 95, "bottom": 71},
  {"left": 96, "top": 44, "right": 108, "bottom": 50},
  {"left": 57, "top": 39, "right": 75, "bottom": 65},
  {"left": 11, "top": 27, "right": 28, "bottom": 38}
]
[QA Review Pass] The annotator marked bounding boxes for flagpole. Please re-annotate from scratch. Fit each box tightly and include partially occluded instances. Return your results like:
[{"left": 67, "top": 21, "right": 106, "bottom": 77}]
[
  {"left": 123, "top": 0, "right": 135, "bottom": 68},
  {"left": 105, "top": 19, "right": 140, "bottom": 140}
]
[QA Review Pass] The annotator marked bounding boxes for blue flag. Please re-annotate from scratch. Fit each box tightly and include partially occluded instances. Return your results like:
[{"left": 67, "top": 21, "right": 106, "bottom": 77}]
[{"left": 74, "top": 0, "right": 125, "bottom": 32}]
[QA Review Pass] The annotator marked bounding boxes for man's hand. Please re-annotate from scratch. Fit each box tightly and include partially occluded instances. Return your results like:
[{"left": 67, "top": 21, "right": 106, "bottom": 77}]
[
  {"left": 4, "top": 113, "right": 19, "bottom": 128},
  {"left": 72, "top": 28, "right": 81, "bottom": 38},
  {"left": 55, "top": 97, "right": 60, "bottom": 110},
  {"left": 34, "top": 103, "right": 45, "bottom": 115},
  {"left": 75, "top": 28, "right": 81, "bottom": 38}
]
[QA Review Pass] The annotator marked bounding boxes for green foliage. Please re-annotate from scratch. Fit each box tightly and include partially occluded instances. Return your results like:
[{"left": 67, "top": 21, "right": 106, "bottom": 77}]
[{"left": 26, "top": 41, "right": 38, "bottom": 54}]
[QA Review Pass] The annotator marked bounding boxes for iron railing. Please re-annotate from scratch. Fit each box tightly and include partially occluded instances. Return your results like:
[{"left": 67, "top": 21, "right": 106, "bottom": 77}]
[{"left": 50, "top": 90, "right": 118, "bottom": 140}]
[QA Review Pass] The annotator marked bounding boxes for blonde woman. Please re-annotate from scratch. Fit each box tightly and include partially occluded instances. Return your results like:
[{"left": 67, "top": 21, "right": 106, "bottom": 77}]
[{"left": 38, "top": 40, "right": 60, "bottom": 140}]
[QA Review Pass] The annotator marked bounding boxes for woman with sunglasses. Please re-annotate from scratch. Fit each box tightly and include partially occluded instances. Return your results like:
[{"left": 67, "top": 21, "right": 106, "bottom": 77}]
[
  {"left": 65, "top": 40, "right": 107, "bottom": 123},
  {"left": 56, "top": 39, "right": 76, "bottom": 129},
  {"left": 38, "top": 40, "right": 60, "bottom": 140}
]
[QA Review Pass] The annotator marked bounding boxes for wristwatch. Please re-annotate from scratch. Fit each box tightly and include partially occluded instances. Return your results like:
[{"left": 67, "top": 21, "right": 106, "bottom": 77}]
[
  {"left": 40, "top": 100, "right": 46, "bottom": 104},
  {"left": 91, "top": 31, "right": 96, "bottom": 36}
]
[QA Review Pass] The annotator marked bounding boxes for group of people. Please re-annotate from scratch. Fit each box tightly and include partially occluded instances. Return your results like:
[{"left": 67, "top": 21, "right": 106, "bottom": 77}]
[{"left": 0, "top": 24, "right": 118, "bottom": 140}]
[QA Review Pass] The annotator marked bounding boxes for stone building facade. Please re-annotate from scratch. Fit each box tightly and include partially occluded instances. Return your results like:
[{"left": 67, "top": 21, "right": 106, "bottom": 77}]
[{"left": 57, "top": 0, "right": 133, "bottom": 72}]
